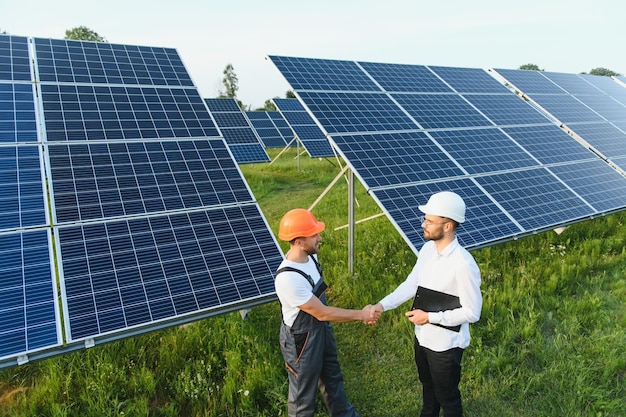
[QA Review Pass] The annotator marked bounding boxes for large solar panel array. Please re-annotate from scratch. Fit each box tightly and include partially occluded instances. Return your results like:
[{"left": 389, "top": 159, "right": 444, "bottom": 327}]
[
  {"left": 273, "top": 98, "right": 334, "bottom": 158},
  {"left": 203, "top": 98, "right": 269, "bottom": 163},
  {"left": 268, "top": 56, "right": 626, "bottom": 253},
  {"left": 246, "top": 110, "right": 294, "bottom": 148},
  {"left": 0, "top": 34, "right": 283, "bottom": 368},
  {"left": 492, "top": 68, "right": 626, "bottom": 172}
]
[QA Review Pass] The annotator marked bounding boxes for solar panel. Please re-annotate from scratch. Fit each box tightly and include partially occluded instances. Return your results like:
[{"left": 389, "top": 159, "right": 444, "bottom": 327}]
[
  {"left": 493, "top": 68, "right": 626, "bottom": 164},
  {"left": 202, "top": 98, "right": 269, "bottom": 164},
  {"left": 245, "top": 111, "right": 292, "bottom": 148},
  {"left": 1, "top": 34, "right": 283, "bottom": 368},
  {"left": 0, "top": 35, "right": 64, "bottom": 363},
  {"left": 0, "top": 230, "right": 62, "bottom": 360},
  {"left": 273, "top": 98, "right": 334, "bottom": 158},
  {"left": 269, "top": 56, "right": 626, "bottom": 253},
  {"left": 268, "top": 111, "right": 295, "bottom": 141}
]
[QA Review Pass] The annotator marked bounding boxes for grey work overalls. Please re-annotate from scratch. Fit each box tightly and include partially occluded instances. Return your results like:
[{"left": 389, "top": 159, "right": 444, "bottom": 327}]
[{"left": 277, "top": 257, "right": 360, "bottom": 417}]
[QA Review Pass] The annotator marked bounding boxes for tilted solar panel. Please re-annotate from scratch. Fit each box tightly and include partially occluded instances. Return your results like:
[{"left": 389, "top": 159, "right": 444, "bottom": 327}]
[
  {"left": 0, "top": 230, "right": 61, "bottom": 360},
  {"left": 204, "top": 98, "right": 269, "bottom": 163},
  {"left": 269, "top": 56, "right": 626, "bottom": 253},
  {"left": 1, "top": 35, "right": 62, "bottom": 361},
  {"left": 1, "top": 34, "right": 283, "bottom": 368},
  {"left": 273, "top": 98, "right": 333, "bottom": 158},
  {"left": 493, "top": 68, "right": 626, "bottom": 165},
  {"left": 245, "top": 111, "right": 292, "bottom": 148}
]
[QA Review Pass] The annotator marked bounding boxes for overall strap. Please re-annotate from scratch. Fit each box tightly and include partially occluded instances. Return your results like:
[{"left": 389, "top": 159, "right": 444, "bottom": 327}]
[
  {"left": 275, "top": 256, "right": 327, "bottom": 299},
  {"left": 275, "top": 266, "right": 315, "bottom": 287}
]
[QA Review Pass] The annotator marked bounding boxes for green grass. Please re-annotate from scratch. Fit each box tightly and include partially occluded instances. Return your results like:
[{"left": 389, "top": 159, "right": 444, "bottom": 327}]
[{"left": 1, "top": 148, "right": 625, "bottom": 416}]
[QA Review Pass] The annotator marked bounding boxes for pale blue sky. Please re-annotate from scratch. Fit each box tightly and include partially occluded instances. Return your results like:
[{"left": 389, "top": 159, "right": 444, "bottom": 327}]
[{"left": 4, "top": 0, "right": 625, "bottom": 108}]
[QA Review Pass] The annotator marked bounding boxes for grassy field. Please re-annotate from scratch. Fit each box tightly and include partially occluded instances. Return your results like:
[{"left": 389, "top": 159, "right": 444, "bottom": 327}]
[{"left": 1, "top": 148, "right": 625, "bottom": 416}]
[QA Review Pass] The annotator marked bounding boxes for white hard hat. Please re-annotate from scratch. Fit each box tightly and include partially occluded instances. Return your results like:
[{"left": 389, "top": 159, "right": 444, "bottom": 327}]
[{"left": 418, "top": 191, "right": 466, "bottom": 223}]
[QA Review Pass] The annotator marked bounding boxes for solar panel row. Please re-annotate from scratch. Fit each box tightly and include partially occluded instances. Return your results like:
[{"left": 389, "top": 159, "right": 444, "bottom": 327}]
[{"left": 268, "top": 56, "right": 626, "bottom": 253}]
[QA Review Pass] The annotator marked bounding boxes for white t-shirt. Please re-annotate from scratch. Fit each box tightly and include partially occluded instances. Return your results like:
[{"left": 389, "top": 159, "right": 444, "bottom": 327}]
[
  {"left": 379, "top": 237, "right": 482, "bottom": 351},
  {"left": 275, "top": 256, "right": 322, "bottom": 327}
]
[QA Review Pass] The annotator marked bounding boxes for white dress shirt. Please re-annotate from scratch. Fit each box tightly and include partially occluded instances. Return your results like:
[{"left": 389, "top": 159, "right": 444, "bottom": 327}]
[{"left": 379, "top": 237, "right": 482, "bottom": 351}]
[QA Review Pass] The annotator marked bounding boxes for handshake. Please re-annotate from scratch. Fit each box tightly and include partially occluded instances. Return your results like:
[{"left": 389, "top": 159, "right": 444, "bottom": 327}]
[{"left": 361, "top": 303, "right": 383, "bottom": 325}]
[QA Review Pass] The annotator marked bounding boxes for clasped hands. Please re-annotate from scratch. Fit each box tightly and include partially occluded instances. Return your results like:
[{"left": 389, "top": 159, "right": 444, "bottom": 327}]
[
  {"left": 361, "top": 303, "right": 384, "bottom": 325},
  {"left": 360, "top": 304, "right": 429, "bottom": 325}
]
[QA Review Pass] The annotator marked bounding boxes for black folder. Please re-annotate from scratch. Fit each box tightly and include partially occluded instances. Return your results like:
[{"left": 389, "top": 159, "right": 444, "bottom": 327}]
[{"left": 411, "top": 286, "right": 462, "bottom": 332}]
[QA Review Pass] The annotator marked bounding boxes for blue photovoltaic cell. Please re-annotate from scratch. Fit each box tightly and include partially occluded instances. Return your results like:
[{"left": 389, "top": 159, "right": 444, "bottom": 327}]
[
  {"left": 59, "top": 204, "right": 282, "bottom": 341},
  {"left": 299, "top": 91, "right": 418, "bottom": 133},
  {"left": 462, "top": 94, "right": 553, "bottom": 126},
  {"left": 475, "top": 168, "right": 594, "bottom": 230},
  {"left": 581, "top": 74, "right": 626, "bottom": 105},
  {"left": 524, "top": 94, "right": 605, "bottom": 124},
  {"left": 0, "top": 145, "right": 47, "bottom": 231},
  {"left": 246, "top": 111, "right": 291, "bottom": 148},
  {"left": 204, "top": 98, "right": 269, "bottom": 163},
  {"left": 268, "top": 111, "right": 295, "bottom": 140},
  {"left": 41, "top": 84, "right": 219, "bottom": 141},
  {"left": 358, "top": 62, "right": 452, "bottom": 93},
  {"left": 0, "top": 230, "right": 60, "bottom": 359},
  {"left": 273, "top": 98, "right": 333, "bottom": 158},
  {"left": 268, "top": 55, "right": 380, "bottom": 92},
  {"left": 392, "top": 93, "right": 491, "bottom": 129},
  {"left": 48, "top": 139, "right": 252, "bottom": 224},
  {"left": 429, "top": 66, "right": 511, "bottom": 94},
  {"left": 492, "top": 69, "right": 566, "bottom": 95},
  {"left": 0, "top": 35, "right": 31, "bottom": 82},
  {"left": 501, "top": 125, "right": 596, "bottom": 164},
  {"left": 564, "top": 122, "right": 626, "bottom": 158},
  {"left": 428, "top": 128, "right": 540, "bottom": 174},
  {"left": 567, "top": 94, "right": 626, "bottom": 122},
  {"left": 330, "top": 131, "right": 464, "bottom": 188},
  {"left": 540, "top": 72, "right": 603, "bottom": 96},
  {"left": 34, "top": 38, "right": 194, "bottom": 87},
  {"left": 549, "top": 160, "right": 626, "bottom": 212},
  {"left": 0, "top": 83, "right": 39, "bottom": 143}
]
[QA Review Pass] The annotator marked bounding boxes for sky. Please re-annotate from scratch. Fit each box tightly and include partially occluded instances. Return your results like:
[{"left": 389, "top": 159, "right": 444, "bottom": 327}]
[{"left": 4, "top": 0, "right": 625, "bottom": 109}]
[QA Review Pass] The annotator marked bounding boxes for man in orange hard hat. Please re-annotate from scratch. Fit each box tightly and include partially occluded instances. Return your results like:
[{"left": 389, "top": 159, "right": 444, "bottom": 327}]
[
  {"left": 275, "top": 208, "right": 378, "bottom": 417},
  {"left": 372, "top": 191, "right": 482, "bottom": 417}
]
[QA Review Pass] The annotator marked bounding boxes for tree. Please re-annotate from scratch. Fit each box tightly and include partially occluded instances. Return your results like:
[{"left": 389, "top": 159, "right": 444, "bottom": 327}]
[
  {"left": 286, "top": 90, "right": 296, "bottom": 98},
  {"left": 219, "top": 63, "right": 239, "bottom": 98},
  {"left": 519, "top": 63, "right": 543, "bottom": 71},
  {"left": 587, "top": 67, "right": 621, "bottom": 77},
  {"left": 254, "top": 99, "right": 276, "bottom": 111},
  {"left": 65, "top": 26, "right": 107, "bottom": 42}
]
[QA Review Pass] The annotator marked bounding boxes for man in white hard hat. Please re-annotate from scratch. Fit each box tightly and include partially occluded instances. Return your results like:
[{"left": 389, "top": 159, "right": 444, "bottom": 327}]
[{"left": 371, "top": 191, "right": 482, "bottom": 417}]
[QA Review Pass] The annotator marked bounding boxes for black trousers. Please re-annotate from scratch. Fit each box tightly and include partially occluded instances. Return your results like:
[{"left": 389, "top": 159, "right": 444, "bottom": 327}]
[{"left": 414, "top": 337, "right": 464, "bottom": 417}]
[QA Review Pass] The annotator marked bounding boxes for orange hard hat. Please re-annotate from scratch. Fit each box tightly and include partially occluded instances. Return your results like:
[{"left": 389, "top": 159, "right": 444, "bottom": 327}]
[{"left": 278, "top": 208, "right": 325, "bottom": 241}]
